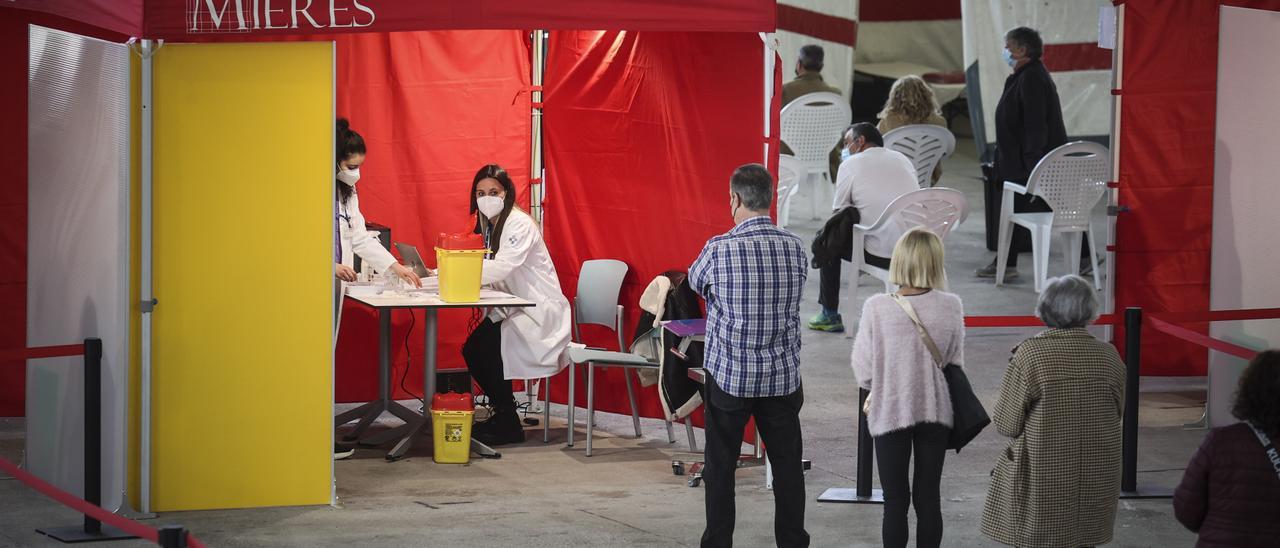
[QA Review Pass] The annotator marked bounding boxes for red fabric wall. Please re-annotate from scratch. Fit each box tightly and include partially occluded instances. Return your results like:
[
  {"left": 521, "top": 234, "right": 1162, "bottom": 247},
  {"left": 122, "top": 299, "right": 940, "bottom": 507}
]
[
  {"left": 331, "top": 31, "right": 532, "bottom": 402},
  {"left": 1114, "top": 0, "right": 1279, "bottom": 376},
  {"left": 541, "top": 31, "right": 768, "bottom": 418},
  {"left": 0, "top": 12, "right": 129, "bottom": 417}
]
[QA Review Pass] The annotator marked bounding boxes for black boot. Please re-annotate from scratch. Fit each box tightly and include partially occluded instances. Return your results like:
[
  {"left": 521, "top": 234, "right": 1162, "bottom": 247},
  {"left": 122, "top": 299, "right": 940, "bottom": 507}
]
[{"left": 472, "top": 405, "right": 525, "bottom": 446}]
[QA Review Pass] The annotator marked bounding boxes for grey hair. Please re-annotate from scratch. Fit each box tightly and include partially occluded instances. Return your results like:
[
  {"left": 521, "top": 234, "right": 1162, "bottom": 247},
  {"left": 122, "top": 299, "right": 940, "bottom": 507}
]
[
  {"left": 1005, "top": 26, "right": 1044, "bottom": 60},
  {"left": 1036, "top": 275, "right": 1099, "bottom": 328},
  {"left": 730, "top": 163, "right": 774, "bottom": 211}
]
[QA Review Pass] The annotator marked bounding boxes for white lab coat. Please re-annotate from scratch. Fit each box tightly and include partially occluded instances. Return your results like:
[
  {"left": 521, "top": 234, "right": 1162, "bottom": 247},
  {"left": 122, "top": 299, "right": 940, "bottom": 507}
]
[
  {"left": 481, "top": 209, "right": 572, "bottom": 380},
  {"left": 337, "top": 191, "right": 396, "bottom": 273}
]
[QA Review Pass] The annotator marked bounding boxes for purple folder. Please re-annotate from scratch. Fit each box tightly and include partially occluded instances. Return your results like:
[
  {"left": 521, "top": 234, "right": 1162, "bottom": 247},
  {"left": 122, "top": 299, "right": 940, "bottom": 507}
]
[{"left": 663, "top": 318, "right": 706, "bottom": 338}]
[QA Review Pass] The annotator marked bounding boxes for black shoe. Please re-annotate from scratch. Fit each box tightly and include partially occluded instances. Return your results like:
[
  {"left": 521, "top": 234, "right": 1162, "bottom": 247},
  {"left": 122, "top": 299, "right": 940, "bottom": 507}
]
[
  {"left": 976, "top": 258, "right": 1019, "bottom": 279},
  {"left": 471, "top": 408, "right": 526, "bottom": 447}
]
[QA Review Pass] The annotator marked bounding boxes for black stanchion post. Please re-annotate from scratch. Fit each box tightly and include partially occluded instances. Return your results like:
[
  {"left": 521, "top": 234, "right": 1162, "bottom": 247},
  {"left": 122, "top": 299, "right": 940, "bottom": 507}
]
[
  {"left": 35, "top": 338, "right": 137, "bottom": 543},
  {"left": 1118, "top": 308, "right": 1175, "bottom": 499},
  {"left": 1121, "top": 308, "right": 1141, "bottom": 493},
  {"left": 816, "top": 388, "right": 883, "bottom": 503},
  {"left": 157, "top": 526, "right": 188, "bottom": 548},
  {"left": 84, "top": 338, "right": 102, "bottom": 535},
  {"left": 856, "top": 388, "right": 874, "bottom": 498}
]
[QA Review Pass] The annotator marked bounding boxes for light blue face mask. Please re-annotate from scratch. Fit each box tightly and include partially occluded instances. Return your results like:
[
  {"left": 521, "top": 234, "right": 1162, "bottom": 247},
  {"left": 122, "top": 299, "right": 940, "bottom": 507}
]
[
  {"left": 1001, "top": 47, "right": 1016, "bottom": 68},
  {"left": 840, "top": 147, "right": 852, "bottom": 163}
]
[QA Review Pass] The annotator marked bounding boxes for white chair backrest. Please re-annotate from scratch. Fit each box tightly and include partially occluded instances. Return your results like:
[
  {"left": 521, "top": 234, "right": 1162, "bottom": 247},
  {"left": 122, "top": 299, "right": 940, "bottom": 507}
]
[
  {"left": 777, "top": 154, "right": 803, "bottom": 199},
  {"left": 1025, "top": 141, "right": 1110, "bottom": 229},
  {"left": 862, "top": 187, "right": 970, "bottom": 240},
  {"left": 780, "top": 92, "right": 850, "bottom": 175},
  {"left": 575, "top": 259, "right": 629, "bottom": 330},
  {"left": 882, "top": 124, "right": 956, "bottom": 187}
]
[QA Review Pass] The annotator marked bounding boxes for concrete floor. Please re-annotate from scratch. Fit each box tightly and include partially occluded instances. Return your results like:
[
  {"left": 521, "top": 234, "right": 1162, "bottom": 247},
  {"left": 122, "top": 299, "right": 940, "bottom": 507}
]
[{"left": 0, "top": 138, "right": 1209, "bottom": 547}]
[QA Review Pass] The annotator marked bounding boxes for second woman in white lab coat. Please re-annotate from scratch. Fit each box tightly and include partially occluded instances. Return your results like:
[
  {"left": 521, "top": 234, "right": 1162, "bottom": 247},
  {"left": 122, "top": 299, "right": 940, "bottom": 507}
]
[
  {"left": 334, "top": 118, "right": 421, "bottom": 289},
  {"left": 333, "top": 118, "right": 420, "bottom": 460},
  {"left": 462, "top": 164, "right": 572, "bottom": 446}
]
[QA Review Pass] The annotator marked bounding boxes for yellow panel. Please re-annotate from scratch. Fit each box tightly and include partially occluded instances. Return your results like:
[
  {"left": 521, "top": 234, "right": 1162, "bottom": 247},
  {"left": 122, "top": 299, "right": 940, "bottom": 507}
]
[{"left": 151, "top": 42, "right": 333, "bottom": 511}]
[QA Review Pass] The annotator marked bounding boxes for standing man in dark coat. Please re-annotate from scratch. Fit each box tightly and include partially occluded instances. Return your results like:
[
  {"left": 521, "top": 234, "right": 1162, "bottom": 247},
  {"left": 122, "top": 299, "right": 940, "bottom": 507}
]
[{"left": 976, "top": 27, "right": 1074, "bottom": 279}]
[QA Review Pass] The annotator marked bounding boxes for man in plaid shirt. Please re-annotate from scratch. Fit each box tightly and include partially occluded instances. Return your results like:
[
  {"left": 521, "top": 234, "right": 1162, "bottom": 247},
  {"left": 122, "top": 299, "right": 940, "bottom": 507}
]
[{"left": 689, "top": 163, "right": 809, "bottom": 548}]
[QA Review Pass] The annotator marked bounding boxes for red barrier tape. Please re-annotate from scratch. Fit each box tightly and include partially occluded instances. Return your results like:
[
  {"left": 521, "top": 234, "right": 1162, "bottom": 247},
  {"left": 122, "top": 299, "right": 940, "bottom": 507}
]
[
  {"left": 1147, "top": 308, "right": 1280, "bottom": 324},
  {"left": 964, "top": 313, "right": 1120, "bottom": 328},
  {"left": 1147, "top": 316, "right": 1259, "bottom": 361},
  {"left": 0, "top": 456, "right": 159, "bottom": 542},
  {"left": 0, "top": 457, "right": 207, "bottom": 547},
  {"left": 0, "top": 344, "right": 84, "bottom": 361}
]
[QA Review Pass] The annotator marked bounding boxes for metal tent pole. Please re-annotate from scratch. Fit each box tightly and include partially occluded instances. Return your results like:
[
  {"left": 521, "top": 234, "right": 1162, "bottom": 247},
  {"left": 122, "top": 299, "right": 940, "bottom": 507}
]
[
  {"left": 136, "top": 38, "right": 161, "bottom": 516},
  {"left": 531, "top": 30, "right": 546, "bottom": 226}
]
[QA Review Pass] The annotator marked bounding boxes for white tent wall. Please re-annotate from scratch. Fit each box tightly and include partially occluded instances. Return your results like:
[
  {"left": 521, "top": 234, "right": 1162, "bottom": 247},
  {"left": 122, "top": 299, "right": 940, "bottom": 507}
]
[
  {"left": 1208, "top": 6, "right": 1280, "bottom": 427},
  {"left": 777, "top": 0, "right": 858, "bottom": 97},
  {"left": 856, "top": 20, "right": 963, "bottom": 73},
  {"left": 25, "top": 25, "right": 131, "bottom": 513},
  {"left": 962, "top": 0, "right": 1113, "bottom": 157}
]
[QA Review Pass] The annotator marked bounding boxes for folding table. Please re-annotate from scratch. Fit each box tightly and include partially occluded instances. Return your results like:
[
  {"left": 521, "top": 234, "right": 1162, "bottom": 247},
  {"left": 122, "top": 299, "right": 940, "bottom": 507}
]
[{"left": 337, "top": 282, "right": 535, "bottom": 461}]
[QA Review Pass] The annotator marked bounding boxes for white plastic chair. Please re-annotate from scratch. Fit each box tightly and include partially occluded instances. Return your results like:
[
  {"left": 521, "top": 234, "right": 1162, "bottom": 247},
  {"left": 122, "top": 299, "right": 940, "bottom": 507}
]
[
  {"left": 564, "top": 260, "right": 682, "bottom": 456},
  {"left": 777, "top": 154, "right": 803, "bottom": 228},
  {"left": 996, "top": 141, "right": 1109, "bottom": 293},
  {"left": 848, "top": 188, "right": 969, "bottom": 302},
  {"left": 882, "top": 124, "right": 956, "bottom": 188},
  {"left": 780, "top": 92, "right": 851, "bottom": 220}
]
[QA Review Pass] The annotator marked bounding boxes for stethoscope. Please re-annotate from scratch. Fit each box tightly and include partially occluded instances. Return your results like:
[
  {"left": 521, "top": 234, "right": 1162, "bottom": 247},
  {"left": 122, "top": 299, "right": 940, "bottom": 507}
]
[{"left": 337, "top": 201, "right": 353, "bottom": 230}]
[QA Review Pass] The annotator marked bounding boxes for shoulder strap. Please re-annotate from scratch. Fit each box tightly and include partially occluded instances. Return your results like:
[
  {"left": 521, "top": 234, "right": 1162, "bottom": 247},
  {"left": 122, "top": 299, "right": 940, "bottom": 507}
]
[
  {"left": 890, "top": 293, "right": 944, "bottom": 368},
  {"left": 1246, "top": 421, "right": 1280, "bottom": 481}
]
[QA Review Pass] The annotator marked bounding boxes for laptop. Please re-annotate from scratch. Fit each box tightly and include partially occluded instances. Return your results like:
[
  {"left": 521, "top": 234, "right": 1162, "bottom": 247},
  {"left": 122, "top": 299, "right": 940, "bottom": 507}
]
[{"left": 393, "top": 242, "right": 434, "bottom": 278}]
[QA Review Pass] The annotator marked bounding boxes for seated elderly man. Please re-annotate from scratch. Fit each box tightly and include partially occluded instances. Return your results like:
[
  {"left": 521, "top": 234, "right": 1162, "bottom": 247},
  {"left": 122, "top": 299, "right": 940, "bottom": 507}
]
[
  {"left": 809, "top": 122, "right": 919, "bottom": 333},
  {"left": 982, "top": 275, "right": 1125, "bottom": 548}
]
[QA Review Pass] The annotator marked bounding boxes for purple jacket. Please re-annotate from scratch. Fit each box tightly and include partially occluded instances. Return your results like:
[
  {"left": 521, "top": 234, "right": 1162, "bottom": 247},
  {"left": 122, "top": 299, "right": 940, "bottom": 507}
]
[{"left": 1174, "top": 423, "right": 1280, "bottom": 548}]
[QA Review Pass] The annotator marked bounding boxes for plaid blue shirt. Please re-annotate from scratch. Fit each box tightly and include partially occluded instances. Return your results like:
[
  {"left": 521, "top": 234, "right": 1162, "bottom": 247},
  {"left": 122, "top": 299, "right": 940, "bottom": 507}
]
[{"left": 689, "top": 215, "right": 808, "bottom": 398}]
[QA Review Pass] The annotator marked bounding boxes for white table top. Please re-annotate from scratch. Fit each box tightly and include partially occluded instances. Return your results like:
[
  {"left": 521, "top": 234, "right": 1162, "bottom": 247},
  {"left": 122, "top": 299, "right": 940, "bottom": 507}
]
[{"left": 345, "top": 282, "right": 535, "bottom": 310}]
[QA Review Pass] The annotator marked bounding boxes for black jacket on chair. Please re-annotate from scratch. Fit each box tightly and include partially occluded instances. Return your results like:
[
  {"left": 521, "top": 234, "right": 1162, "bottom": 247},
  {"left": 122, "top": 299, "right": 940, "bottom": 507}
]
[
  {"left": 810, "top": 207, "right": 860, "bottom": 270},
  {"left": 994, "top": 59, "right": 1067, "bottom": 184}
]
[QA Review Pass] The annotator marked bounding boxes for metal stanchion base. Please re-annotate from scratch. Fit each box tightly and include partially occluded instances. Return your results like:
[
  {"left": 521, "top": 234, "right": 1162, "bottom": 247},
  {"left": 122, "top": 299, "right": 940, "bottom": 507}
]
[
  {"left": 36, "top": 525, "right": 137, "bottom": 543},
  {"left": 817, "top": 487, "right": 884, "bottom": 504},
  {"left": 1119, "top": 485, "right": 1175, "bottom": 500}
]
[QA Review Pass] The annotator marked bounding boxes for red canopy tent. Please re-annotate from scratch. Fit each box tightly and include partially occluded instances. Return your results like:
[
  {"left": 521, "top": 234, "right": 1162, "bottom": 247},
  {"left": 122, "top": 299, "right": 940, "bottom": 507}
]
[{"left": 1, "top": 1, "right": 781, "bottom": 437}]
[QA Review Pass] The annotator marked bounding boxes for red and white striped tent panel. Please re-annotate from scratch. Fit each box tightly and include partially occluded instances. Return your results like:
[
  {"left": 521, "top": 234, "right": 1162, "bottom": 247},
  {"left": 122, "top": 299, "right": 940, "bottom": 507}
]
[
  {"left": 776, "top": 0, "right": 859, "bottom": 97},
  {"left": 856, "top": 0, "right": 964, "bottom": 73},
  {"left": 963, "top": 0, "right": 1113, "bottom": 149}
]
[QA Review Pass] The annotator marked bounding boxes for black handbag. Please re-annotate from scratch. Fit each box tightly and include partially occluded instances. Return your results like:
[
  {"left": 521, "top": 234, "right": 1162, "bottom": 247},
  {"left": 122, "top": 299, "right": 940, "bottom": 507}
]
[{"left": 890, "top": 294, "right": 991, "bottom": 452}]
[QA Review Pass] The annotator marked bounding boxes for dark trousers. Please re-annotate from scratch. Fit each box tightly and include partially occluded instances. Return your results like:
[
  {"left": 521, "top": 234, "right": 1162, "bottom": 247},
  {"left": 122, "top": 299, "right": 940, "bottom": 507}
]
[
  {"left": 817, "top": 252, "right": 892, "bottom": 311},
  {"left": 873, "top": 423, "right": 950, "bottom": 548},
  {"left": 702, "top": 378, "right": 809, "bottom": 548},
  {"left": 462, "top": 318, "right": 514, "bottom": 411}
]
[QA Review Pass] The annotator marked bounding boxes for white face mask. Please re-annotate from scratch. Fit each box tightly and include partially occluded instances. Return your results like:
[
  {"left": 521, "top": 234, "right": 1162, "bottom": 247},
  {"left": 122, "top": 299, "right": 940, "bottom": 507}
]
[
  {"left": 337, "top": 166, "right": 360, "bottom": 187},
  {"left": 477, "top": 195, "right": 505, "bottom": 219}
]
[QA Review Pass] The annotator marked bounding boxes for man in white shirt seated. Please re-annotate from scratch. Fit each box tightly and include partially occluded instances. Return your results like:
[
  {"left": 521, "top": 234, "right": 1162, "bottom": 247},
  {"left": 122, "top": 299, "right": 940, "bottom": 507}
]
[{"left": 808, "top": 123, "right": 920, "bottom": 333}]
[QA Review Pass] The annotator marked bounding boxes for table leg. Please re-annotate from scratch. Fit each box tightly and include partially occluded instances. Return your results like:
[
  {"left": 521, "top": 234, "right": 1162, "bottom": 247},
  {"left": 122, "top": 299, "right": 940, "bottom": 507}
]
[
  {"left": 386, "top": 308, "right": 438, "bottom": 461},
  {"left": 349, "top": 310, "right": 396, "bottom": 443}
]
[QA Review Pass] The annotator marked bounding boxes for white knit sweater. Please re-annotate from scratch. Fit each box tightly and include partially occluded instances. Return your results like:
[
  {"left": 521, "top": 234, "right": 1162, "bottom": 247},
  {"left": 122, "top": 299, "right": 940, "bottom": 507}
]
[{"left": 851, "top": 291, "right": 965, "bottom": 436}]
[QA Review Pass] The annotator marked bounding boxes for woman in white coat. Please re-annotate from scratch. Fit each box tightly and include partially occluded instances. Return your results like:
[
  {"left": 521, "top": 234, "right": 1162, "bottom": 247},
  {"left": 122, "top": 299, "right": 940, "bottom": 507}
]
[
  {"left": 333, "top": 119, "right": 420, "bottom": 459},
  {"left": 462, "top": 164, "right": 572, "bottom": 446},
  {"left": 333, "top": 118, "right": 421, "bottom": 289}
]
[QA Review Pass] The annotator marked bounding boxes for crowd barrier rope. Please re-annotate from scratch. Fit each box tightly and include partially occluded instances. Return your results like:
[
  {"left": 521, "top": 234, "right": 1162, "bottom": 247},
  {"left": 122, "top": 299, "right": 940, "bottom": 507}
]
[{"left": 0, "top": 340, "right": 205, "bottom": 547}]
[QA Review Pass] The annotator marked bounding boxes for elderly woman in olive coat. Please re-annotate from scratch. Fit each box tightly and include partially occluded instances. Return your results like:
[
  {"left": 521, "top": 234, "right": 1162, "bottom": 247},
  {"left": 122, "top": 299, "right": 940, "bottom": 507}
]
[{"left": 981, "top": 275, "right": 1126, "bottom": 548}]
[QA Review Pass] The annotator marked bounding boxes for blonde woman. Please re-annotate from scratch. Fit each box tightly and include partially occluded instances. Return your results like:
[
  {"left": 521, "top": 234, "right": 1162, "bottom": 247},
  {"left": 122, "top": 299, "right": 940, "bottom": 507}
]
[
  {"left": 877, "top": 75, "right": 948, "bottom": 184},
  {"left": 852, "top": 228, "right": 965, "bottom": 548}
]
